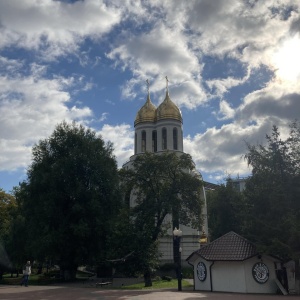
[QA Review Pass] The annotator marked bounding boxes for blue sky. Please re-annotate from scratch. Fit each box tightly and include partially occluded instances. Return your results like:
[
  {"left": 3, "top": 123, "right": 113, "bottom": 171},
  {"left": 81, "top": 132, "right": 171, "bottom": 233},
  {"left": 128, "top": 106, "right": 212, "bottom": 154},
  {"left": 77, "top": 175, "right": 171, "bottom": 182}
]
[{"left": 1, "top": 0, "right": 300, "bottom": 193}]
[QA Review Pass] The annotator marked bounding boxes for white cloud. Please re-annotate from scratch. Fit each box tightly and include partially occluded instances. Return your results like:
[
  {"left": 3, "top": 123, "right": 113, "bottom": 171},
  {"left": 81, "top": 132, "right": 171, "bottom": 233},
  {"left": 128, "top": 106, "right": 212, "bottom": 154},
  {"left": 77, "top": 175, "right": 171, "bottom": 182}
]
[
  {"left": 0, "top": 61, "right": 93, "bottom": 171},
  {"left": 105, "top": 0, "right": 300, "bottom": 111},
  {"left": 236, "top": 80, "right": 300, "bottom": 126},
  {"left": 269, "top": 34, "right": 300, "bottom": 82},
  {"left": 0, "top": 0, "right": 121, "bottom": 60},
  {"left": 216, "top": 100, "right": 235, "bottom": 120},
  {"left": 1, "top": 0, "right": 300, "bottom": 188},
  {"left": 98, "top": 112, "right": 109, "bottom": 122},
  {"left": 184, "top": 77, "right": 300, "bottom": 181},
  {"left": 107, "top": 23, "right": 207, "bottom": 108},
  {"left": 206, "top": 71, "right": 250, "bottom": 99},
  {"left": 98, "top": 124, "right": 134, "bottom": 167},
  {"left": 184, "top": 123, "right": 260, "bottom": 180},
  {"left": 0, "top": 139, "right": 31, "bottom": 171}
]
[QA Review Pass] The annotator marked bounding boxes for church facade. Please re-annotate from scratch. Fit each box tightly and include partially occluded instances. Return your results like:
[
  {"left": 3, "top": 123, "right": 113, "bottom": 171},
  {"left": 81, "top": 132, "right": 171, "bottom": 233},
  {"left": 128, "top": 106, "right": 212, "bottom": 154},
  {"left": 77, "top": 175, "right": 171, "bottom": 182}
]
[{"left": 123, "top": 80, "right": 208, "bottom": 263}]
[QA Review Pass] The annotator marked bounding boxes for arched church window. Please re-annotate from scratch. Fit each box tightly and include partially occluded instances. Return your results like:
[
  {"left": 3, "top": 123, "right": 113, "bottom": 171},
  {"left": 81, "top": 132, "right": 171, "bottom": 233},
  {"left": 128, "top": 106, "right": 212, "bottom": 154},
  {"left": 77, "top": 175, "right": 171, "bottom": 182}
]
[
  {"left": 152, "top": 130, "right": 157, "bottom": 152},
  {"left": 173, "top": 128, "right": 178, "bottom": 150},
  {"left": 135, "top": 133, "right": 137, "bottom": 154},
  {"left": 142, "top": 131, "right": 146, "bottom": 152},
  {"left": 162, "top": 128, "right": 167, "bottom": 150}
]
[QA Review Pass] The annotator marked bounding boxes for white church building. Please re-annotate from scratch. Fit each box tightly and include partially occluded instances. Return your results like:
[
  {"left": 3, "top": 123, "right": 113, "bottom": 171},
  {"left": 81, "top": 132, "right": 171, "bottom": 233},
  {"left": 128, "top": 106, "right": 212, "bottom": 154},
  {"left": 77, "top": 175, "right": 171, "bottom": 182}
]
[{"left": 123, "top": 79, "right": 208, "bottom": 264}]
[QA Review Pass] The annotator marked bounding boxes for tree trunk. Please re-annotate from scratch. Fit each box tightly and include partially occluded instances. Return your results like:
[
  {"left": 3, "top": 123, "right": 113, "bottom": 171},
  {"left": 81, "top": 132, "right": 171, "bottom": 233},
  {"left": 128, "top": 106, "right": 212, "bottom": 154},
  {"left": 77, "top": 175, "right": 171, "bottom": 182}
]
[
  {"left": 37, "top": 264, "right": 43, "bottom": 274},
  {"left": 60, "top": 264, "right": 78, "bottom": 281},
  {"left": 144, "top": 270, "right": 152, "bottom": 287}
]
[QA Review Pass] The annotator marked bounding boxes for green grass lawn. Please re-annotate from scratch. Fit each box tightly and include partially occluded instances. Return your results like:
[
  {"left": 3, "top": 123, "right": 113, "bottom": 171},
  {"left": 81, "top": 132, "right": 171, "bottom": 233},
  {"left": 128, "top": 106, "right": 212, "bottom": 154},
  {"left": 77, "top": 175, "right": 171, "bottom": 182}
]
[{"left": 121, "top": 279, "right": 192, "bottom": 290}]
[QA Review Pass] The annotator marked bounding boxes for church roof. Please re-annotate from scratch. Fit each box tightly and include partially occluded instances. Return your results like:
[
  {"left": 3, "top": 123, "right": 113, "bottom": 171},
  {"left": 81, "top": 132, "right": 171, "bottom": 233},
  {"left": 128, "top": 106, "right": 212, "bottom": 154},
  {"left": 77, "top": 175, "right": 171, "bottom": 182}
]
[
  {"left": 187, "top": 231, "right": 258, "bottom": 262},
  {"left": 134, "top": 78, "right": 182, "bottom": 126},
  {"left": 156, "top": 90, "right": 182, "bottom": 123},
  {"left": 134, "top": 93, "right": 156, "bottom": 126}
]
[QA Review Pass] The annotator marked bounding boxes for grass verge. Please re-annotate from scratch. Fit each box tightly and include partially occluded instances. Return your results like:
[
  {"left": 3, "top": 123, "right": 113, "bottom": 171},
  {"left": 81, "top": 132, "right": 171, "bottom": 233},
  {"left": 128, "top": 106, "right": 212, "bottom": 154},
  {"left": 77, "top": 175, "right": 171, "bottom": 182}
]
[{"left": 121, "top": 279, "right": 192, "bottom": 290}]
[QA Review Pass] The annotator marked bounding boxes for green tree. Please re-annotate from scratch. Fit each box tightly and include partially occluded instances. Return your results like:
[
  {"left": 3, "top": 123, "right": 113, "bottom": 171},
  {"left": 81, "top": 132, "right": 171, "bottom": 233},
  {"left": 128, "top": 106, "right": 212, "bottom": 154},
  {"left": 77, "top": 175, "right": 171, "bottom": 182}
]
[
  {"left": 107, "top": 208, "right": 160, "bottom": 283},
  {"left": 243, "top": 124, "right": 300, "bottom": 263},
  {"left": 118, "top": 151, "right": 203, "bottom": 286},
  {"left": 207, "top": 178, "right": 246, "bottom": 241},
  {"left": 0, "top": 189, "right": 16, "bottom": 241},
  {"left": 0, "top": 189, "right": 16, "bottom": 274},
  {"left": 6, "top": 186, "right": 34, "bottom": 275},
  {"left": 16, "top": 121, "right": 120, "bottom": 280}
]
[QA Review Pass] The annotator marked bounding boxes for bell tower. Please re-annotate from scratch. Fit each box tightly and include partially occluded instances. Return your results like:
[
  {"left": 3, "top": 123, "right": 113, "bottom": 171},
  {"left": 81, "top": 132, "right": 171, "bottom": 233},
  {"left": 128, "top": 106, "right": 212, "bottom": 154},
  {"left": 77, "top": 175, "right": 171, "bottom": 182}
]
[
  {"left": 123, "top": 78, "right": 208, "bottom": 264},
  {"left": 134, "top": 77, "right": 183, "bottom": 156}
]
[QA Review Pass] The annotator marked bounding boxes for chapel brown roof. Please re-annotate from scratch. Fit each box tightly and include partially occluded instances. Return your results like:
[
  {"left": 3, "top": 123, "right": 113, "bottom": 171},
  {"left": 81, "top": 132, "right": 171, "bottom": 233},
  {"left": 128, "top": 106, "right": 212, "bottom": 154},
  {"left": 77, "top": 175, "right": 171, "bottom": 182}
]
[{"left": 187, "top": 231, "right": 258, "bottom": 262}]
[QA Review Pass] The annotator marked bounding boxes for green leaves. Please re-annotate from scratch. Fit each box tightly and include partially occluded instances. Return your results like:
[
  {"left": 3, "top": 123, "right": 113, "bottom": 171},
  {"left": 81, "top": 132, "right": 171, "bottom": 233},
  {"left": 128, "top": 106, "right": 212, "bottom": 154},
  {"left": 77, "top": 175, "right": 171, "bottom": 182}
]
[
  {"left": 14, "top": 121, "right": 121, "bottom": 276},
  {"left": 121, "top": 152, "right": 203, "bottom": 233},
  {"left": 115, "top": 152, "right": 203, "bottom": 282},
  {"left": 243, "top": 122, "right": 300, "bottom": 261},
  {"left": 208, "top": 122, "right": 300, "bottom": 266},
  {"left": 207, "top": 179, "right": 246, "bottom": 241}
]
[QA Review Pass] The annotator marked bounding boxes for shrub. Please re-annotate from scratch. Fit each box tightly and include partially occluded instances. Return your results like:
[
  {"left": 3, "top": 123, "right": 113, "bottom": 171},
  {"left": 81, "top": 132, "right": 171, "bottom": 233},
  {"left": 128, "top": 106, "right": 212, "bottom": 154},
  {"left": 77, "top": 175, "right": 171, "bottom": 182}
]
[
  {"left": 159, "top": 263, "right": 176, "bottom": 272},
  {"left": 181, "top": 266, "right": 193, "bottom": 279},
  {"left": 162, "top": 275, "right": 172, "bottom": 281}
]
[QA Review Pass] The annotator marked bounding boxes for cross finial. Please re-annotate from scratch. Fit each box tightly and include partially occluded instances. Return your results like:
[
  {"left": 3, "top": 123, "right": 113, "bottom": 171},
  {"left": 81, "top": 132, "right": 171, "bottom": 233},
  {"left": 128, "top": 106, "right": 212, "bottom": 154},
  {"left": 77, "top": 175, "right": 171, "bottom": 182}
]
[
  {"left": 165, "top": 76, "right": 169, "bottom": 91},
  {"left": 146, "top": 79, "right": 150, "bottom": 94}
]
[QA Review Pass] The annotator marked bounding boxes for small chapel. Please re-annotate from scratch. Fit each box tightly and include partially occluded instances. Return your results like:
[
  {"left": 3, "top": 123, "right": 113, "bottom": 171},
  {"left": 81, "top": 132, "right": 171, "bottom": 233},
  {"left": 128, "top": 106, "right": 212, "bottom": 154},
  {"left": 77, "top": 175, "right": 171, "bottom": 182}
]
[{"left": 123, "top": 78, "right": 208, "bottom": 264}]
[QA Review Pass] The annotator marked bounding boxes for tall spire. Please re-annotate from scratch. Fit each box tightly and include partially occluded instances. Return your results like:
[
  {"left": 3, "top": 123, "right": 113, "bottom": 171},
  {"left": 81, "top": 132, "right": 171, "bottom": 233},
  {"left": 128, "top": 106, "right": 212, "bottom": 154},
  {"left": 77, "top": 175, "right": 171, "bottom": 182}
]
[
  {"left": 165, "top": 76, "right": 169, "bottom": 93},
  {"left": 165, "top": 76, "right": 171, "bottom": 100},
  {"left": 146, "top": 79, "right": 150, "bottom": 94},
  {"left": 146, "top": 79, "right": 150, "bottom": 102}
]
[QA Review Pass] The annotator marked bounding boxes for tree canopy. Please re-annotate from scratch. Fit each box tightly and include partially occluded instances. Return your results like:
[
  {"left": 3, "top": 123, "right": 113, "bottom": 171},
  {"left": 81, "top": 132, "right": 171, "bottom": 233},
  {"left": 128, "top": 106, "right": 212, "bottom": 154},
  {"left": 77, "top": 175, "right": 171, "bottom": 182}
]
[
  {"left": 208, "top": 122, "right": 300, "bottom": 266},
  {"left": 15, "top": 121, "right": 120, "bottom": 279},
  {"left": 115, "top": 151, "right": 203, "bottom": 286},
  {"left": 0, "top": 189, "right": 16, "bottom": 242},
  {"left": 207, "top": 179, "right": 246, "bottom": 241},
  {"left": 0, "top": 189, "right": 16, "bottom": 271},
  {"left": 243, "top": 123, "right": 300, "bottom": 261}
]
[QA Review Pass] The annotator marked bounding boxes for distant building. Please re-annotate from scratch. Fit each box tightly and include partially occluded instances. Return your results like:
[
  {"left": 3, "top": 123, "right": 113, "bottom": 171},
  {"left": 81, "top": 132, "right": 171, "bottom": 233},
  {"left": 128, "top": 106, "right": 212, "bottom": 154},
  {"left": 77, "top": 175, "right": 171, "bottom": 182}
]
[
  {"left": 229, "top": 177, "right": 248, "bottom": 192},
  {"left": 203, "top": 181, "right": 219, "bottom": 192}
]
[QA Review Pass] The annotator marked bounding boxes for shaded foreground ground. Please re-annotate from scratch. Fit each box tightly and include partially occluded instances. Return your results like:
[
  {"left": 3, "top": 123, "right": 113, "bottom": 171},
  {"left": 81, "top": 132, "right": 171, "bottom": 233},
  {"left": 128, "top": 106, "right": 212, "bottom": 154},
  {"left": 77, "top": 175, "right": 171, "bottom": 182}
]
[{"left": 0, "top": 284, "right": 299, "bottom": 300}]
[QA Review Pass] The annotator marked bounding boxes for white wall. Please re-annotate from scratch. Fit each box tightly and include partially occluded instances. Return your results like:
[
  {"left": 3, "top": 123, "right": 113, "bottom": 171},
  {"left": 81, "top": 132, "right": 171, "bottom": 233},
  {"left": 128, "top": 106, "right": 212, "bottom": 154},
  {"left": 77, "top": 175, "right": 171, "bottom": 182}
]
[
  {"left": 135, "top": 119, "right": 183, "bottom": 153},
  {"left": 212, "top": 261, "right": 246, "bottom": 293},
  {"left": 244, "top": 256, "right": 279, "bottom": 294},
  {"left": 193, "top": 258, "right": 212, "bottom": 291},
  {"left": 192, "top": 255, "right": 280, "bottom": 294},
  {"left": 159, "top": 233, "right": 200, "bottom": 262},
  {"left": 158, "top": 216, "right": 201, "bottom": 262}
]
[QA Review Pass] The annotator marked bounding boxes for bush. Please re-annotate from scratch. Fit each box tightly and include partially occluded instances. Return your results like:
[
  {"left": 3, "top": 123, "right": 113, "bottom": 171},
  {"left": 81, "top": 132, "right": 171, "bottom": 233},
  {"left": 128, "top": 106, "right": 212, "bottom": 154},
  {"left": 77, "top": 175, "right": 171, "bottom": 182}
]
[
  {"left": 181, "top": 266, "right": 193, "bottom": 279},
  {"left": 159, "top": 263, "right": 176, "bottom": 272},
  {"left": 43, "top": 269, "right": 60, "bottom": 279},
  {"left": 162, "top": 275, "right": 172, "bottom": 281}
]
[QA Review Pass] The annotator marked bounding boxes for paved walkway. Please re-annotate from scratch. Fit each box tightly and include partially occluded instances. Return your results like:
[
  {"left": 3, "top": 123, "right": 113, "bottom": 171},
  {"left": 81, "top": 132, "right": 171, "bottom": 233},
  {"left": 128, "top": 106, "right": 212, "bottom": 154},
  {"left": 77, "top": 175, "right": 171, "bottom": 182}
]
[{"left": 0, "top": 284, "right": 299, "bottom": 300}]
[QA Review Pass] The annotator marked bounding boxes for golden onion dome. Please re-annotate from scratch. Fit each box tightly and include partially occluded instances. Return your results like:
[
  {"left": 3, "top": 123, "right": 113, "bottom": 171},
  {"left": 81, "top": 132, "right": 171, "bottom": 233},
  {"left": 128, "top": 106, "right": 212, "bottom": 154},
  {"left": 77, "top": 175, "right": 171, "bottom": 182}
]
[
  {"left": 156, "top": 90, "right": 182, "bottom": 122},
  {"left": 134, "top": 92, "right": 157, "bottom": 126}
]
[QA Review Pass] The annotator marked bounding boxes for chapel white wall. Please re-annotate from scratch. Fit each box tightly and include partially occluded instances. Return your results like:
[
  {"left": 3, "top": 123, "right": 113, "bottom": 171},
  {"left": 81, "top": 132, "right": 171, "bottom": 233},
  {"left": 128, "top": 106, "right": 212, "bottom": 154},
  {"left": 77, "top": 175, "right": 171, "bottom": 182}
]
[{"left": 192, "top": 255, "right": 280, "bottom": 294}]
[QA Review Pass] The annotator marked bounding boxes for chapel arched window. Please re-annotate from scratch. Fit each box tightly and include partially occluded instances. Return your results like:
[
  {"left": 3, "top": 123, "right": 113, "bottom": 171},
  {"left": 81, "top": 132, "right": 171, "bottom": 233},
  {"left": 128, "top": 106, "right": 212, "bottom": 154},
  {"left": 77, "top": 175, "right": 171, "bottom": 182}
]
[
  {"left": 152, "top": 130, "right": 157, "bottom": 152},
  {"left": 142, "top": 131, "right": 146, "bottom": 152},
  {"left": 162, "top": 128, "right": 167, "bottom": 150},
  {"left": 173, "top": 128, "right": 178, "bottom": 150}
]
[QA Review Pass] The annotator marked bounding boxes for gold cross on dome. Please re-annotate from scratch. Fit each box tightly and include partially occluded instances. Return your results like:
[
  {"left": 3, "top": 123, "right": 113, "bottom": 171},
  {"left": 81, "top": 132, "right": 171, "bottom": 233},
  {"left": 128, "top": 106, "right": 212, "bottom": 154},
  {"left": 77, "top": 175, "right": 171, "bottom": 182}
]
[{"left": 165, "top": 76, "right": 169, "bottom": 91}]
